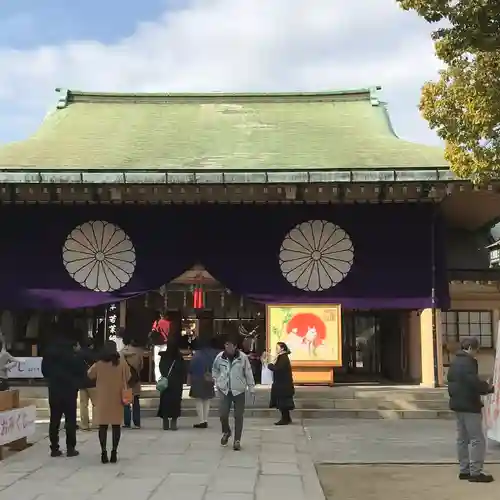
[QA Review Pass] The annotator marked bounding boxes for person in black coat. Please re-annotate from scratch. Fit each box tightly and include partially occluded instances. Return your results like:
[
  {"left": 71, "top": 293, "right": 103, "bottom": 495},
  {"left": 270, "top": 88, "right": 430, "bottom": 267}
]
[
  {"left": 267, "top": 342, "right": 295, "bottom": 426},
  {"left": 41, "top": 336, "right": 87, "bottom": 457},
  {"left": 157, "top": 339, "right": 186, "bottom": 431},
  {"left": 447, "top": 337, "right": 494, "bottom": 483}
]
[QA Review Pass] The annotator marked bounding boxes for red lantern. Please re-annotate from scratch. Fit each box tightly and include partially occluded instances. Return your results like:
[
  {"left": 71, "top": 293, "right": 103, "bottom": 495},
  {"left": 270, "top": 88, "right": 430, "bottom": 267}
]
[{"left": 193, "top": 285, "right": 204, "bottom": 309}]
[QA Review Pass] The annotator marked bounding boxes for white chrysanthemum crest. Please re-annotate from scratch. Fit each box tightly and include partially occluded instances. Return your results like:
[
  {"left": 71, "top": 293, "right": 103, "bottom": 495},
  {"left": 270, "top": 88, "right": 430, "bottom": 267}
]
[
  {"left": 62, "top": 220, "right": 136, "bottom": 292},
  {"left": 279, "top": 220, "right": 354, "bottom": 292}
]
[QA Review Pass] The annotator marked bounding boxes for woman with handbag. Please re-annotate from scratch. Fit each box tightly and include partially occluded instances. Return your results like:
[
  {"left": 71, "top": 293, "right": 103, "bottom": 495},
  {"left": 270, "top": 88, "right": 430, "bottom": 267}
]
[
  {"left": 88, "top": 340, "right": 131, "bottom": 464},
  {"left": 188, "top": 337, "right": 218, "bottom": 428},
  {"left": 157, "top": 339, "right": 186, "bottom": 430}
]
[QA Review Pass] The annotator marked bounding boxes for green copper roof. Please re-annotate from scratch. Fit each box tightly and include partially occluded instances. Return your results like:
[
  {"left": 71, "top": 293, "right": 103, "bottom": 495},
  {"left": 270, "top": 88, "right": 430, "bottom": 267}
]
[{"left": 0, "top": 87, "right": 446, "bottom": 170}]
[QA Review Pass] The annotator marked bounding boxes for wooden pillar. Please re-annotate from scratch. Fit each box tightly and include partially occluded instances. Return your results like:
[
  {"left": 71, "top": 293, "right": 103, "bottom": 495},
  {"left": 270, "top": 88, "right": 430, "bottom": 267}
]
[{"left": 420, "top": 308, "right": 443, "bottom": 387}]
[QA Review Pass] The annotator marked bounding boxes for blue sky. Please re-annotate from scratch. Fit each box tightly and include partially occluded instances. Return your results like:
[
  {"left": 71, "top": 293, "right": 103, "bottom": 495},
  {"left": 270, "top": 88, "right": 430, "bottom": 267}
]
[
  {"left": 0, "top": 0, "right": 443, "bottom": 147},
  {"left": 0, "top": 0, "right": 172, "bottom": 48}
]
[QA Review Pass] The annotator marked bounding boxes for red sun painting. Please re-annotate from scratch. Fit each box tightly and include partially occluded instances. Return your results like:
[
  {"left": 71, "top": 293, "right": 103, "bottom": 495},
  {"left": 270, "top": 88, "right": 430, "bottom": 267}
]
[{"left": 286, "top": 312, "right": 327, "bottom": 347}]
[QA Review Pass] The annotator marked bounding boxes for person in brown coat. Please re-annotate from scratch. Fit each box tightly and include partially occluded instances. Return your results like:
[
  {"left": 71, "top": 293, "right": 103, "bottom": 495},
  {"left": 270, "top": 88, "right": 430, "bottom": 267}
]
[
  {"left": 88, "top": 340, "right": 130, "bottom": 464},
  {"left": 121, "top": 338, "right": 144, "bottom": 428}
]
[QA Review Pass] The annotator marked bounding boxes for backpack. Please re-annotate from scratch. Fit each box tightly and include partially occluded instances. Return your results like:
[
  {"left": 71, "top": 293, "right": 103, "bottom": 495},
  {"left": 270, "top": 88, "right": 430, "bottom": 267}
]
[{"left": 125, "top": 358, "right": 140, "bottom": 386}]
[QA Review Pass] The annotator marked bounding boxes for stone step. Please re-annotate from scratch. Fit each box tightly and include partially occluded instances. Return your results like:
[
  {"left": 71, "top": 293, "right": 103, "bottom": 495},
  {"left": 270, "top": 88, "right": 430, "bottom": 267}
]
[
  {"left": 17, "top": 385, "right": 449, "bottom": 401},
  {"left": 24, "top": 397, "right": 449, "bottom": 411},
  {"left": 33, "top": 407, "right": 454, "bottom": 420}
]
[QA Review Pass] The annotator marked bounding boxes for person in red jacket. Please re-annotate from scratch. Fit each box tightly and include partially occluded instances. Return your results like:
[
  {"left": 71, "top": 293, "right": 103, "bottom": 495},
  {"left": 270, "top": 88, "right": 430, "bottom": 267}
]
[{"left": 151, "top": 312, "right": 170, "bottom": 382}]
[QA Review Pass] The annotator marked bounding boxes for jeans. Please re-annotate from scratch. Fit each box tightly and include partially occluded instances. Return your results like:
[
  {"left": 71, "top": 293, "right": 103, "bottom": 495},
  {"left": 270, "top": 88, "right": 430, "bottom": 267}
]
[
  {"left": 123, "top": 395, "right": 141, "bottom": 427},
  {"left": 49, "top": 390, "right": 78, "bottom": 452},
  {"left": 218, "top": 391, "right": 246, "bottom": 441},
  {"left": 455, "top": 412, "right": 486, "bottom": 476}
]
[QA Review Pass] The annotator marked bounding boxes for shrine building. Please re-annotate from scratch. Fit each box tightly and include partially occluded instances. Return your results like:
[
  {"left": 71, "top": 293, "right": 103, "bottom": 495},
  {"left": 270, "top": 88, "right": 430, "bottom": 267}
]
[{"left": 0, "top": 87, "right": 499, "bottom": 385}]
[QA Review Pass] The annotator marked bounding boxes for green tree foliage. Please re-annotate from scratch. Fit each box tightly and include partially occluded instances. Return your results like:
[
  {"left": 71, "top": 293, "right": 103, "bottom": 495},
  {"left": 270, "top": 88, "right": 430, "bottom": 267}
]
[
  {"left": 398, "top": 0, "right": 500, "bottom": 61},
  {"left": 397, "top": 0, "right": 500, "bottom": 181}
]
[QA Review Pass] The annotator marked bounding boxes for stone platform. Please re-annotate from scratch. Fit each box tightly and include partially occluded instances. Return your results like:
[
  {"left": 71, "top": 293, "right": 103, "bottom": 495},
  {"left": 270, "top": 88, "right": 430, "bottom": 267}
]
[{"left": 19, "top": 385, "right": 452, "bottom": 420}]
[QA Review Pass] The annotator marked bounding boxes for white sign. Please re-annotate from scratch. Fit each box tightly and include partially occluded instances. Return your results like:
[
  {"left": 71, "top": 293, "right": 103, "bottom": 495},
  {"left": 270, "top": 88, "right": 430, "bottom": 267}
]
[
  {"left": 0, "top": 405, "right": 36, "bottom": 446},
  {"left": 484, "top": 321, "right": 500, "bottom": 442},
  {"left": 7, "top": 357, "right": 43, "bottom": 379}
]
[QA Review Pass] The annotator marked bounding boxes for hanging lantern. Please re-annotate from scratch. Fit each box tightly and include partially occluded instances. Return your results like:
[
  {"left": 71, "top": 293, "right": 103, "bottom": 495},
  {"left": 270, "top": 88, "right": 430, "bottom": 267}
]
[
  {"left": 193, "top": 271, "right": 204, "bottom": 309},
  {"left": 193, "top": 284, "right": 204, "bottom": 309}
]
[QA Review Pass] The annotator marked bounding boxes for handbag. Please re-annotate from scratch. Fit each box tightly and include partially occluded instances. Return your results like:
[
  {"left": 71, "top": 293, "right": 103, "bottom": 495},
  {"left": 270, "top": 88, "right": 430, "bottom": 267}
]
[
  {"left": 121, "top": 357, "right": 134, "bottom": 405},
  {"left": 156, "top": 360, "right": 175, "bottom": 392},
  {"left": 122, "top": 387, "right": 133, "bottom": 405}
]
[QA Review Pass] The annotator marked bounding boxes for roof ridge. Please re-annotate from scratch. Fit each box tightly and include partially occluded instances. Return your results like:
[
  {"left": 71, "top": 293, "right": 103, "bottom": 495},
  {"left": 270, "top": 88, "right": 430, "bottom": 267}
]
[{"left": 54, "top": 86, "right": 383, "bottom": 107}]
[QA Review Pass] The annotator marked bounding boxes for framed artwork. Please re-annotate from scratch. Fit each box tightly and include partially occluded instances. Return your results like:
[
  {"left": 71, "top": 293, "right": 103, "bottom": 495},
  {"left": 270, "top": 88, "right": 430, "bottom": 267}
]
[{"left": 266, "top": 304, "right": 342, "bottom": 366}]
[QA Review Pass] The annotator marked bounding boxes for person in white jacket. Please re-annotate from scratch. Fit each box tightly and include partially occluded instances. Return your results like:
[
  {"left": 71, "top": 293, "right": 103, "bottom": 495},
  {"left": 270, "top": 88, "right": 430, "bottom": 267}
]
[{"left": 212, "top": 337, "right": 255, "bottom": 451}]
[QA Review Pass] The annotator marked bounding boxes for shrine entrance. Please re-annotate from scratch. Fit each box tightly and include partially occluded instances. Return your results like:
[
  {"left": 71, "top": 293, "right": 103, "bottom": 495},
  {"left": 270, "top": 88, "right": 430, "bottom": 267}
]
[{"left": 336, "top": 310, "right": 410, "bottom": 383}]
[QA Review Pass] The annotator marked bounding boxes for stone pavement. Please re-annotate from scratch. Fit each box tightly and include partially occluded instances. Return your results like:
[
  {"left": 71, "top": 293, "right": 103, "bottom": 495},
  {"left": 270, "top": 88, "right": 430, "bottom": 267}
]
[
  {"left": 3, "top": 417, "right": 500, "bottom": 500},
  {"left": 0, "top": 418, "right": 324, "bottom": 500}
]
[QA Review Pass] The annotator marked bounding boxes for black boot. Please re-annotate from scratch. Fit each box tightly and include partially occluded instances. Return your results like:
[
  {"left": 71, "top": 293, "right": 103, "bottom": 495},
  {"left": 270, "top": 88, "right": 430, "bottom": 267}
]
[
  {"left": 171, "top": 419, "right": 178, "bottom": 431},
  {"left": 98, "top": 425, "right": 108, "bottom": 463},
  {"left": 163, "top": 418, "right": 170, "bottom": 430},
  {"left": 111, "top": 425, "right": 121, "bottom": 458}
]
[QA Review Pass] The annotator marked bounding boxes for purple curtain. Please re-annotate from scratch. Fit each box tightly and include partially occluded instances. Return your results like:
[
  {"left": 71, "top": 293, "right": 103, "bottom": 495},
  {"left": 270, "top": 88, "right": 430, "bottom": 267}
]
[{"left": 0, "top": 203, "right": 448, "bottom": 310}]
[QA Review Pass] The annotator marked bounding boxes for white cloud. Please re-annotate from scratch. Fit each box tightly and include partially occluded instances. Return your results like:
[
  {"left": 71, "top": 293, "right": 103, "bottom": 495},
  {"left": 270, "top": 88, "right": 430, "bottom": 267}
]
[{"left": 0, "top": 0, "right": 443, "bottom": 145}]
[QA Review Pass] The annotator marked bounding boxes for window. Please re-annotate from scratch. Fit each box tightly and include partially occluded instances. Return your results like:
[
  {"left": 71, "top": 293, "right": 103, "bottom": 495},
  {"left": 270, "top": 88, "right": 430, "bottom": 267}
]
[{"left": 441, "top": 310, "right": 493, "bottom": 349}]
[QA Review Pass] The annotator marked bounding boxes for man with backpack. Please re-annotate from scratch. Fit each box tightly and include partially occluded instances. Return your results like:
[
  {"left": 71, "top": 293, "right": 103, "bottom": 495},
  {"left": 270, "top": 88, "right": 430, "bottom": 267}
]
[{"left": 121, "top": 336, "right": 144, "bottom": 429}]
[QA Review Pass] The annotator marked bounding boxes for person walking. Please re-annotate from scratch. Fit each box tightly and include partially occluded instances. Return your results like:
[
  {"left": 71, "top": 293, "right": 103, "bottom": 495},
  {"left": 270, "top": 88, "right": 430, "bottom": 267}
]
[
  {"left": 447, "top": 337, "right": 495, "bottom": 483},
  {"left": 157, "top": 340, "right": 186, "bottom": 430},
  {"left": 189, "top": 337, "right": 218, "bottom": 428},
  {"left": 88, "top": 341, "right": 131, "bottom": 464},
  {"left": 78, "top": 339, "right": 98, "bottom": 431},
  {"left": 0, "top": 340, "right": 17, "bottom": 391},
  {"left": 41, "top": 336, "right": 86, "bottom": 458},
  {"left": 121, "top": 337, "right": 144, "bottom": 429},
  {"left": 212, "top": 337, "right": 255, "bottom": 451},
  {"left": 267, "top": 342, "right": 295, "bottom": 425}
]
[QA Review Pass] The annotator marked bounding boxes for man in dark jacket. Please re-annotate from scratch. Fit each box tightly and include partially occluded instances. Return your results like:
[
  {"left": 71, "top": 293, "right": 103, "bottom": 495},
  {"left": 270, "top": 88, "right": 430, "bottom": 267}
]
[
  {"left": 447, "top": 337, "right": 494, "bottom": 483},
  {"left": 41, "top": 336, "right": 87, "bottom": 457}
]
